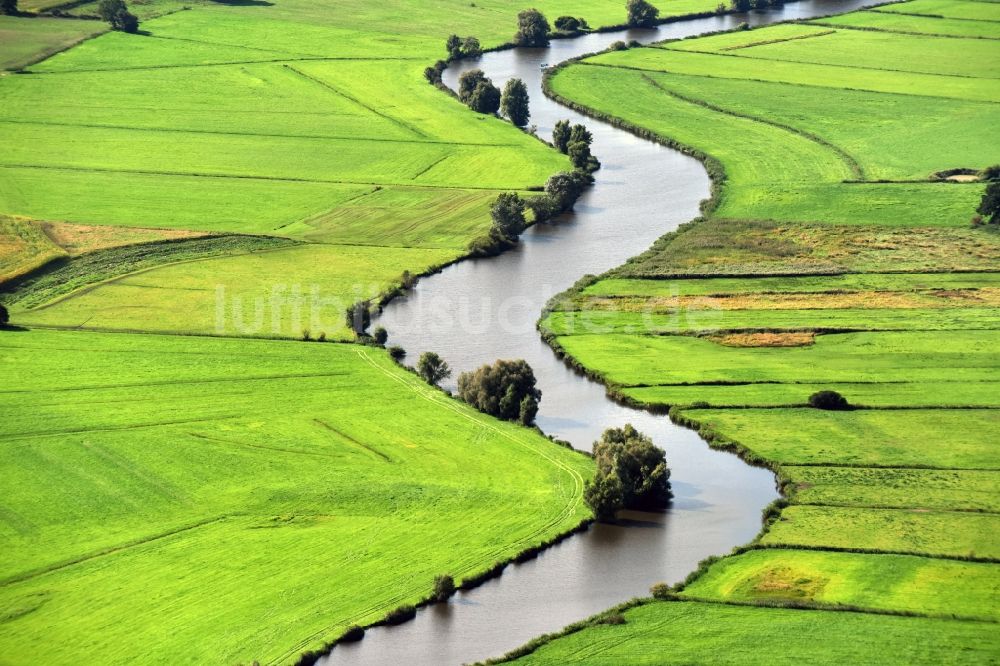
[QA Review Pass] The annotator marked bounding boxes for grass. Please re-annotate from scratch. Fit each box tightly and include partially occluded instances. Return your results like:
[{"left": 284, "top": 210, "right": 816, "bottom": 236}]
[
  {"left": 784, "top": 466, "right": 1000, "bottom": 512},
  {"left": 760, "top": 505, "right": 1000, "bottom": 559},
  {"left": 0, "top": 329, "right": 592, "bottom": 664},
  {"left": 0, "top": 15, "right": 104, "bottom": 71},
  {"left": 876, "top": 0, "right": 1000, "bottom": 21},
  {"left": 682, "top": 408, "right": 999, "bottom": 468},
  {"left": 681, "top": 549, "right": 1000, "bottom": 619},
  {"left": 0, "top": 215, "right": 64, "bottom": 284},
  {"left": 505, "top": 601, "right": 999, "bottom": 664},
  {"left": 811, "top": 11, "right": 1000, "bottom": 38}
]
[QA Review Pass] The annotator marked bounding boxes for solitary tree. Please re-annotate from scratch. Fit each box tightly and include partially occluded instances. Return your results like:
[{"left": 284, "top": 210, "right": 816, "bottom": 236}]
[
  {"left": 593, "top": 424, "right": 672, "bottom": 509},
  {"left": 978, "top": 181, "right": 1000, "bottom": 224},
  {"left": 0, "top": 0, "right": 17, "bottom": 15},
  {"left": 417, "top": 351, "right": 451, "bottom": 386},
  {"left": 97, "top": 0, "right": 139, "bottom": 32},
  {"left": 514, "top": 8, "right": 550, "bottom": 47},
  {"left": 808, "top": 390, "right": 850, "bottom": 410},
  {"left": 552, "top": 119, "right": 572, "bottom": 153},
  {"left": 490, "top": 192, "right": 527, "bottom": 241},
  {"left": 457, "top": 359, "right": 542, "bottom": 425},
  {"left": 500, "top": 78, "right": 530, "bottom": 127},
  {"left": 627, "top": 0, "right": 660, "bottom": 27}
]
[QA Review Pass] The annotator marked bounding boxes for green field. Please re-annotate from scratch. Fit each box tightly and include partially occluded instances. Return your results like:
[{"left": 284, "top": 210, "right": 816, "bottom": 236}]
[
  {"left": 0, "top": 16, "right": 104, "bottom": 71},
  {"left": 681, "top": 549, "right": 1000, "bottom": 619},
  {"left": 515, "top": 2, "right": 1000, "bottom": 661},
  {"left": 507, "top": 601, "right": 999, "bottom": 665},
  {"left": 0, "top": 330, "right": 592, "bottom": 663}
]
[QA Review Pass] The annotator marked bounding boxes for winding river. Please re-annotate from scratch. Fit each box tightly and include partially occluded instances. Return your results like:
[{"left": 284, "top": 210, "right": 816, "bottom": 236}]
[{"left": 323, "top": 1, "right": 875, "bottom": 663}]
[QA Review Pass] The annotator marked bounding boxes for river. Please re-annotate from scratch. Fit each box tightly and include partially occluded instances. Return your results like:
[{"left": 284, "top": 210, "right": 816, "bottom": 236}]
[{"left": 322, "top": 1, "right": 876, "bottom": 663}]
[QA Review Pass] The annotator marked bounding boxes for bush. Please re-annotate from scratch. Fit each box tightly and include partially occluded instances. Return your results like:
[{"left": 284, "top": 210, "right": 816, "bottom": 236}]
[
  {"left": 808, "top": 390, "right": 850, "bottom": 410},
  {"left": 977, "top": 180, "right": 1000, "bottom": 224},
  {"left": 372, "top": 326, "right": 388, "bottom": 346},
  {"left": 0, "top": 304, "right": 8, "bottom": 326},
  {"left": 0, "top": 0, "right": 17, "bottom": 15},
  {"left": 457, "top": 359, "right": 542, "bottom": 425},
  {"left": 500, "top": 78, "right": 530, "bottom": 128},
  {"left": 469, "top": 80, "right": 501, "bottom": 114},
  {"left": 599, "top": 612, "right": 627, "bottom": 625},
  {"left": 545, "top": 171, "right": 589, "bottom": 212},
  {"left": 981, "top": 165, "right": 1000, "bottom": 181},
  {"left": 383, "top": 605, "right": 416, "bottom": 625},
  {"left": 345, "top": 300, "right": 371, "bottom": 337},
  {"left": 417, "top": 351, "right": 451, "bottom": 386},
  {"left": 340, "top": 625, "right": 365, "bottom": 642},
  {"left": 610, "top": 40, "right": 627, "bottom": 51},
  {"left": 387, "top": 345, "right": 406, "bottom": 361},
  {"left": 433, "top": 574, "right": 455, "bottom": 602},
  {"left": 446, "top": 35, "right": 481, "bottom": 59},
  {"left": 97, "top": 0, "right": 139, "bottom": 32},
  {"left": 650, "top": 582, "right": 671, "bottom": 599},
  {"left": 424, "top": 60, "right": 447, "bottom": 84},
  {"left": 626, "top": 0, "right": 659, "bottom": 28},
  {"left": 554, "top": 15, "right": 580, "bottom": 31},
  {"left": 715, "top": 2, "right": 726, "bottom": 13},
  {"left": 514, "top": 8, "right": 550, "bottom": 46}
]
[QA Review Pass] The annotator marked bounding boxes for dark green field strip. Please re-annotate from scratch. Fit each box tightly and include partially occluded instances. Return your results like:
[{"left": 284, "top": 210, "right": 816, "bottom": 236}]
[
  {"left": 507, "top": 599, "right": 1000, "bottom": 664},
  {"left": 681, "top": 408, "right": 999, "bottom": 469},
  {"left": 784, "top": 466, "right": 1000, "bottom": 512},
  {"left": 679, "top": 549, "right": 1000, "bottom": 620},
  {"left": 760, "top": 505, "right": 1000, "bottom": 560},
  {"left": 621, "top": 381, "right": 1000, "bottom": 409}
]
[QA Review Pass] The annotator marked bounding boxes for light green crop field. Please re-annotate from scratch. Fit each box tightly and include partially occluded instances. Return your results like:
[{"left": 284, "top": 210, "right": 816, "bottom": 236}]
[
  {"left": 508, "top": 601, "right": 999, "bottom": 665},
  {"left": 0, "top": 16, "right": 104, "bottom": 71},
  {"left": 681, "top": 549, "right": 1000, "bottom": 619},
  {"left": 0, "top": 330, "right": 592, "bottom": 664},
  {"left": 512, "top": 3, "right": 1000, "bottom": 661}
]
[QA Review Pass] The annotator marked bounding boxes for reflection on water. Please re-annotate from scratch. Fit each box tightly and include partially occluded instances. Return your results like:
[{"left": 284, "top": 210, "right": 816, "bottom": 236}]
[{"left": 322, "top": 2, "right": 874, "bottom": 664}]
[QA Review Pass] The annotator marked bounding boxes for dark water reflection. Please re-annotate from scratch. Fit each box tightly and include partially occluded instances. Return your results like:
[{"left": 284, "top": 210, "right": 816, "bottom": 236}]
[{"left": 322, "top": 2, "right": 876, "bottom": 663}]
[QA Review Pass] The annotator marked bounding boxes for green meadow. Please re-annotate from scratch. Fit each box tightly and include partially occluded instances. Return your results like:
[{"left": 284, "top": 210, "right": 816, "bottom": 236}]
[
  {"left": 0, "top": 330, "right": 592, "bottom": 663},
  {"left": 517, "top": 2, "right": 1000, "bottom": 662}
]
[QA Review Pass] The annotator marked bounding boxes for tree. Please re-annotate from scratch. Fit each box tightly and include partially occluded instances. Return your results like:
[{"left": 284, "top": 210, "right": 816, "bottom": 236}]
[
  {"left": 568, "top": 140, "right": 592, "bottom": 170},
  {"left": 569, "top": 123, "right": 593, "bottom": 147},
  {"left": 372, "top": 326, "right": 388, "bottom": 345},
  {"left": 0, "top": 0, "right": 17, "bottom": 16},
  {"left": 545, "top": 171, "right": 588, "bottom": 212},
  {"left": 978, "top": 181, "right": 1000, "bottom": 224},
  {"left": 808, "top": 390, "right": 850, "bottom": 410},
  {"left": 446, "top": 34, "right": 462, "bottom": 58},
  {"left": 458, "top": 69, "right": 488, "bottom": 101},
  {"left": 730, "top": 0, "right": 751, "bottom": 10},
  {"left": 462, "top": 36, "right": 482, "bottom": 57},
  {"left": 500, "top": 78, "right": 530, "bottom": 127},
  {"left": 457, "top": 359, "right": 542, "bottom": 425},
  {"left": 554, "top": 15, "right": 580, "bottom": 31},
  {"left": 0, "top": 303, "right": 8, "bottom": 327},
  {"left": 490, "top": 192, "right": 526, "bottom": 241},
  {"left": 981, "top": 165, "right": 1000, "bottom": 181},
  {"left": 468, "top": 80, "right": 501, "bottom": 114},
  {"left": 345, "top": 300, "right": 371, "bottom": 336},
  {"left": 417, "top": 352, "right": 451, "bottom": 386},
  {"left": 387, "top": 345, "right": 406, "bottom": 361},
  {"left": 584, "top": 473, "right": 624, "bottom": 522},
  {"left": 593, "top": 424, "right": 672, "bottom": 509},
  {"left": 552, "top": 119, "right": 572, "bottom": 153},
  {"left": 626, "top": 0, "right": 659, "bottom": 28},
  {"left": 514, "top": 8, "right": 550, "bottom": 47},
  {"left": 97, "top": 0, "right": 139, "bottom": 32},
  {"left": 433, "top": 574, "right": 455, "bottom": 602}
]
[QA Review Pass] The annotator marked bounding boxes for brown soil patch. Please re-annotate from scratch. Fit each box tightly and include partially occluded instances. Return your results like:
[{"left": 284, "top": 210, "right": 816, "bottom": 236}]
[
  {"left": 709, "top": 332, "right": 816, "bottom": 347},
  {"left": 39, "top": 221, "right": 211, "bottom": 256},
  {"left": 945, "top": 174, "right": 980, "bottom": 182}
]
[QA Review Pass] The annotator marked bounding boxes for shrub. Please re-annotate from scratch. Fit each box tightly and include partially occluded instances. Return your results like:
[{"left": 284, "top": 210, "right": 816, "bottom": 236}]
[
  {"left": 981, "top": 164, "right": 1000, "bottom": 181},
  {"left": 610, "top": 40, "right": 627, "bottom": 51},
  {"left": 650, "top": 582, "right": 671, "bottom": 599},
  {"left": 301, "top": 329, "right": 311, "bottom": 341},
  {"left": 626, "top": 0, "right": 659, "bottom": 28},
  {"left": 545, "top": 171, "right": 589, "bottom": 212},
  {"left": 525, "top": 194, "right": 557, "bottom": 223},
  {"left": 97, "top": 0, "right": 139, "bottom": 32},
  {"left": 457, "top": 359, "right": 542, "bottom": 425},
  {"left": 514, "top": 8, "right": 550, "bottom": 46},
  {"left": 340, "top": 625, "right": 365, "bottom": 642},
  {"left": 0, "top": 0, "right": 17, "bottom": 15},
  {"left": 736, "top": 20, "right": 750, "bottom": 29},
  {"left": 372, "top": 326, "right": 388, "bottom": 346},
  {"left": 317, "top": 332, "right": 326, "bottom": 342},
  {"left": 424, "top": 59, "right": 447, "bottom": 84},
  {"left": 500, "top": 78, "right": 530, "bottom": 127},
  {"left": 977, "top": 180, "right": 1000, "bottom": 224},
  {"left": 417, "top": 351, "right": 451, "bottom": 386},
  {"left": 593, "top": 424, "right": 672, "bottom": 509},
  {"left": 446, "top": 35, "right": 481, "bottom": 59},
  {"left": 446, "top": 34, "right": 462, "bottom": 58},
  {"left": 345, "top": 300, "right": 371, "bottom": 337},
  {"left": 387, "top": 345, "right": 406, "bottom": 361},
  {"left": 583, "top": 472, "right": 624, "bottom": 521},
  {"left": 808, "top": 390, "right": 850, "bottom": 410},
  {"left": 0, "top": 304, "right": 8, "bottom": 326},
  {"left": 433, "top": 574, "right": 455, "bottom": 601},
  {"left": 554, "top": 15, "right": 580, "bottom": 31},
  {"left": 715, "top": 2, "right": 726, "bottom": 13},
  {"left": 599, "top": 612, "right": 627, "bottom": 625},
  {"left": 383, "top": 605, "right": 416, "bottom": 625},
  {"left": 730, "top": 0, "right": 751, "bottom": 10}
]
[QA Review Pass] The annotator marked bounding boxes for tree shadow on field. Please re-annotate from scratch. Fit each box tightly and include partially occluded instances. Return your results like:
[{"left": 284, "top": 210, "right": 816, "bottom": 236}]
[{"left": 210, "top": 0, "right": 274, "bottom": 6}]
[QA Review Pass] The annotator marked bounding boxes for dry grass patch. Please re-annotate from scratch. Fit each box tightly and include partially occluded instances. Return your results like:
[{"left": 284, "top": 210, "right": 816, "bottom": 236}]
[
  {"left": 38, "top": 221, "right": 213, "bottom": 257},
  {"left": 708, "top": 332, "right": 816, "bottom": 347},
  {"left": 0, "top": 215, "right": 65, "bottom": 285}
]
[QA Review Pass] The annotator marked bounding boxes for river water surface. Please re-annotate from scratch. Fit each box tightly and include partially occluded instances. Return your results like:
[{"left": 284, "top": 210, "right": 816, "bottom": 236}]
[{"left": 323, "top": 2, "right": 876, "bottom": 663}]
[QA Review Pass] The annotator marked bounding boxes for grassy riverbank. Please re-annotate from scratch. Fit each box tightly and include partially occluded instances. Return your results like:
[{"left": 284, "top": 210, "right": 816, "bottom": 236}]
[{"left": 515, "top": 1, "right": 999, "bottom": 661}]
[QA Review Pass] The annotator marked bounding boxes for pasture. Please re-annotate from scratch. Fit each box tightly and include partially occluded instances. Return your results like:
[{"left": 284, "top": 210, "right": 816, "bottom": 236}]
[{"left": 0, "top": 330, "right": 592, "bottom": 664}]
